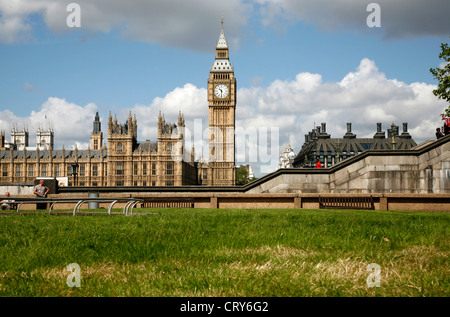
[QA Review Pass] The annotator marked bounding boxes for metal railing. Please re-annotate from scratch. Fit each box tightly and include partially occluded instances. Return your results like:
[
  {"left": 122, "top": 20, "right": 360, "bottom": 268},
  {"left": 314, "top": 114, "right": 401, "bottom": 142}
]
[
  {"left": 319, "top": 196, "right": 374, "bottom": 210},
  {"left": 140, "top": 197, "right": 194, "bottom": 209},
  {"left": 2, "top": 197, "right": 144, "bottom": 216}
]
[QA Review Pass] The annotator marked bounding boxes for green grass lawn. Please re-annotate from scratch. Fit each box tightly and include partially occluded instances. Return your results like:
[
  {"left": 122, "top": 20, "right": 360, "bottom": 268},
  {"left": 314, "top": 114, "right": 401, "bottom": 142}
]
[{"left": 0, "top": 208, "right": 448, "bottom": 297}]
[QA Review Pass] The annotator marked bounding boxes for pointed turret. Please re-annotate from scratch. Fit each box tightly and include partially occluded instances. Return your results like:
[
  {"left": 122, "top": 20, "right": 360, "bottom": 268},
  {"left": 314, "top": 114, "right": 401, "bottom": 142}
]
[
  {"left": 93, "top": 111, "right": 101, "bottom": 134},
  {"left": 158, "top": 111, "right": 162, "bottom": 135},
  {"left": 133, "top": 114, "right": 137, "bottom": 139},
  {"left": 216, "top": 16, "right": 228, "bottom": 49},
  {"left": 211, "top": 17, "right": 233, "bottom": 72},
  {"left": 128, "top": 111, "right": 133, "bottom": 136},
  {"left": 91, "top": 111, "right": 103, "bottom": 150},
  {"left": 178, "top": 111, "right": 185, "bottom": 128}
]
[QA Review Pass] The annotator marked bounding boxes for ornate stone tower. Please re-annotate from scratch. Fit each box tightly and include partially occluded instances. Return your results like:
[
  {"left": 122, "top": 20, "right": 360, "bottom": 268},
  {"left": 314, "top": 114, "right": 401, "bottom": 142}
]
[
  {"left": 207, "top": 18, "right": 236, "bottom": 186},
  {"left": 91, "top": 112, "right": 103, "bottom": 150},
  {"left": 157, "top": 111, "right": 185, "bottom": 186},
  {"left": 11, "top": 125, "right": 29, "bottom": 149},
  {"left": 36, "top": 125, "right": 54, "bottom": 150},
  {"left": 107, "top": 112, "right": 137, "bottom": 186}
]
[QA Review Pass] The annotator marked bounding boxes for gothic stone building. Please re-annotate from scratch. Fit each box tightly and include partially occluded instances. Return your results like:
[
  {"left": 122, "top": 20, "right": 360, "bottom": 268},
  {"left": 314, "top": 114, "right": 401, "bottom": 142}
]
[
  {"left": 0, "top": 20, "right": 236, "bottom": 187},
  {"left": 0, "top": 111, "right": 195, "bottom": 187}
]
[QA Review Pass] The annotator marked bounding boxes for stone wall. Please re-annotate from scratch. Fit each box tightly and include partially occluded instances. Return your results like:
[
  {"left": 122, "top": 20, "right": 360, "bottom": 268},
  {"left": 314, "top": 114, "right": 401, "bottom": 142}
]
[
  {"left": 5, "top": 192, "right": 450, "bottom": 212},
  {"left": 0, "top": 183, "right": 34, "bottom": 195},
  {"left": 246, "top": 136, "right": 450, "bottom": 194}
]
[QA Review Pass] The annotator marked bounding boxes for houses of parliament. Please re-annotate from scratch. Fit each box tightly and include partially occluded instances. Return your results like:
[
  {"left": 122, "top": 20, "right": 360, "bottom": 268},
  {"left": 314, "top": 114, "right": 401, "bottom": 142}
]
[{"left": 0, "top": 20, "right": 236, "bottom": 187}]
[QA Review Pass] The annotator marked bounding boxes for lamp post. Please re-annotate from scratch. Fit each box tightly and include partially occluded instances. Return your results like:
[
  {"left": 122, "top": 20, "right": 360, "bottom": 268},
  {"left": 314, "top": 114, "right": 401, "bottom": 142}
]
[
  {"left": 71, "top": 161, "right": 79, "bottom": 186},
  {"left": 390, "top": 122, "right": 397, "bottom": 150},
  {"left": 336, "top": 141, "right": 341, "bottom": 164}
]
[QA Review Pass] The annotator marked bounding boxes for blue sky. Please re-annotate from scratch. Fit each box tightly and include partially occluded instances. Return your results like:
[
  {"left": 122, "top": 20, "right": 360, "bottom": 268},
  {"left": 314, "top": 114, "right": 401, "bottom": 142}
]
[{"left": 0, "top": 0, "right": 449, "bottom": 175}]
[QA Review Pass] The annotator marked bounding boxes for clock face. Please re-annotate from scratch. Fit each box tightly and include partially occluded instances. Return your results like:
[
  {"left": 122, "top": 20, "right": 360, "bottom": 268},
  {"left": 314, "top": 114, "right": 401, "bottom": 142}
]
[{"left": 214, "top": 84, "right": 229, "bottom": 98}]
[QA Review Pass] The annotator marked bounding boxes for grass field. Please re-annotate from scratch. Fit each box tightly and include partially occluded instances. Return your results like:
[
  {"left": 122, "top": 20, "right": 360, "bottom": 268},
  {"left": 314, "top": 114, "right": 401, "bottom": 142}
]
[{"left": 0, "top": 208, "right": 448, "bottom": 297}]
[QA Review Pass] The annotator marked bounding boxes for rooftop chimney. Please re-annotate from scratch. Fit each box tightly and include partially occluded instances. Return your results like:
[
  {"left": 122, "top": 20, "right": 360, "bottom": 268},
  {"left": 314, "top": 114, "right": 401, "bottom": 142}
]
[
  {"left": 344, "top": 123, "right": 356, "bottom": 139},
  {"left": 318, "top": 122, "right": 331, "bottom": 139},
  {"left": 400, "top": 122, "right": 411, "bottom": 139},
  {"left": 373, "top": 122, "right": 386, "bottom": 139}
]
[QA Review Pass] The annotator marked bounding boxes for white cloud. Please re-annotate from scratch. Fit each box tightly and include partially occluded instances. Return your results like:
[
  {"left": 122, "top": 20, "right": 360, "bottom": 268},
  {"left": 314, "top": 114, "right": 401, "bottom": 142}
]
[
  {"left": 128, "top": 83, "right": 208, "bottom": 142},
  {"left": 0, "top": 14, "right": 32, "bottom": 43},
  {"left": 236, "top": 58, "right": 447, "bottom": 158},
  {"left": 0, "top": 97, "right": 98, "bottom": 150}
]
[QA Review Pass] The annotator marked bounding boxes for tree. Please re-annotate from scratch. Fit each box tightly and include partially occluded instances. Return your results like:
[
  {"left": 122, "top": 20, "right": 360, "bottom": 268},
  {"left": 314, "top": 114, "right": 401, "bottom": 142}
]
[
  {"left": 430, "top": 40, "right": 450, "bottom": 104},
  {"left": 235, "top": 166, "right": 249, "bottom": 185}
]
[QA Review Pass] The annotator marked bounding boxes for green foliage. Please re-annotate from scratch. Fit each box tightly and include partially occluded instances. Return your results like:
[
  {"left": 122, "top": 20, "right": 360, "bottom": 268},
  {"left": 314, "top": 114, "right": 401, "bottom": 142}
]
[
  {"left": 441, "top": 105, "right": 450, "bottom": 119},
  {"left": 235, "top": 166, "right": 250, "bottom": 185},
  {"left": 430, "top": 40, "right": 450, "bottom": 104}
]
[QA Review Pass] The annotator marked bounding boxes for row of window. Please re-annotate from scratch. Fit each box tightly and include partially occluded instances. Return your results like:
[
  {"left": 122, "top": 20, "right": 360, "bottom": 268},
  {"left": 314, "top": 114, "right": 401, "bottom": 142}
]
[
  {"left": 74, "top": 180, "right": 176, "bottom": 187},
  {"left": 123, "top": 162, "right": 174, "bottom": 176},
  {"left": 1, "top": 163, "right": 102, "bottom": 178},
  {"left": 314, "top": 150, "right": 361, "bottom": 155},
  {"left": 115, "top": 180, "right": 174, "bottom": 187},
  {"left": 1, "top": 162, "right": 176, "bottom": 178},
  {"left": 114, "top": 142, "right": 175, "bottom": 154},
  {"left": 128, "top": 180, "right": 174, "bottom": 187},
  {"left": 213, "top": 73, "right": 230, "bottom": 80},
  {"left": 311, "top": 151, "right": 363, "bottom": 166}
]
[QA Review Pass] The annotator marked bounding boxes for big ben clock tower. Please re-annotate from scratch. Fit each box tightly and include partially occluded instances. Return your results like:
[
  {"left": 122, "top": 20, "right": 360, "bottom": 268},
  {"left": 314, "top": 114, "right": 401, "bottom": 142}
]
[{"left": 207, "top": 18, "right": 236, "bottom": 186}]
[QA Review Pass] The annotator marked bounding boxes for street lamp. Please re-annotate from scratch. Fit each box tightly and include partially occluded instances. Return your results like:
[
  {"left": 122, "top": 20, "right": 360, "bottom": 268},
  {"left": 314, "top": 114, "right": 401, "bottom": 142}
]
[
  {"left": 390, "top": 122, "right": 397, "bottom": 150},
  {"left": 71, "top": 161, "right": 79, "bottom": 186},
  {"left": 336, "top": 140, "right": 341, "bottom": 164}
]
